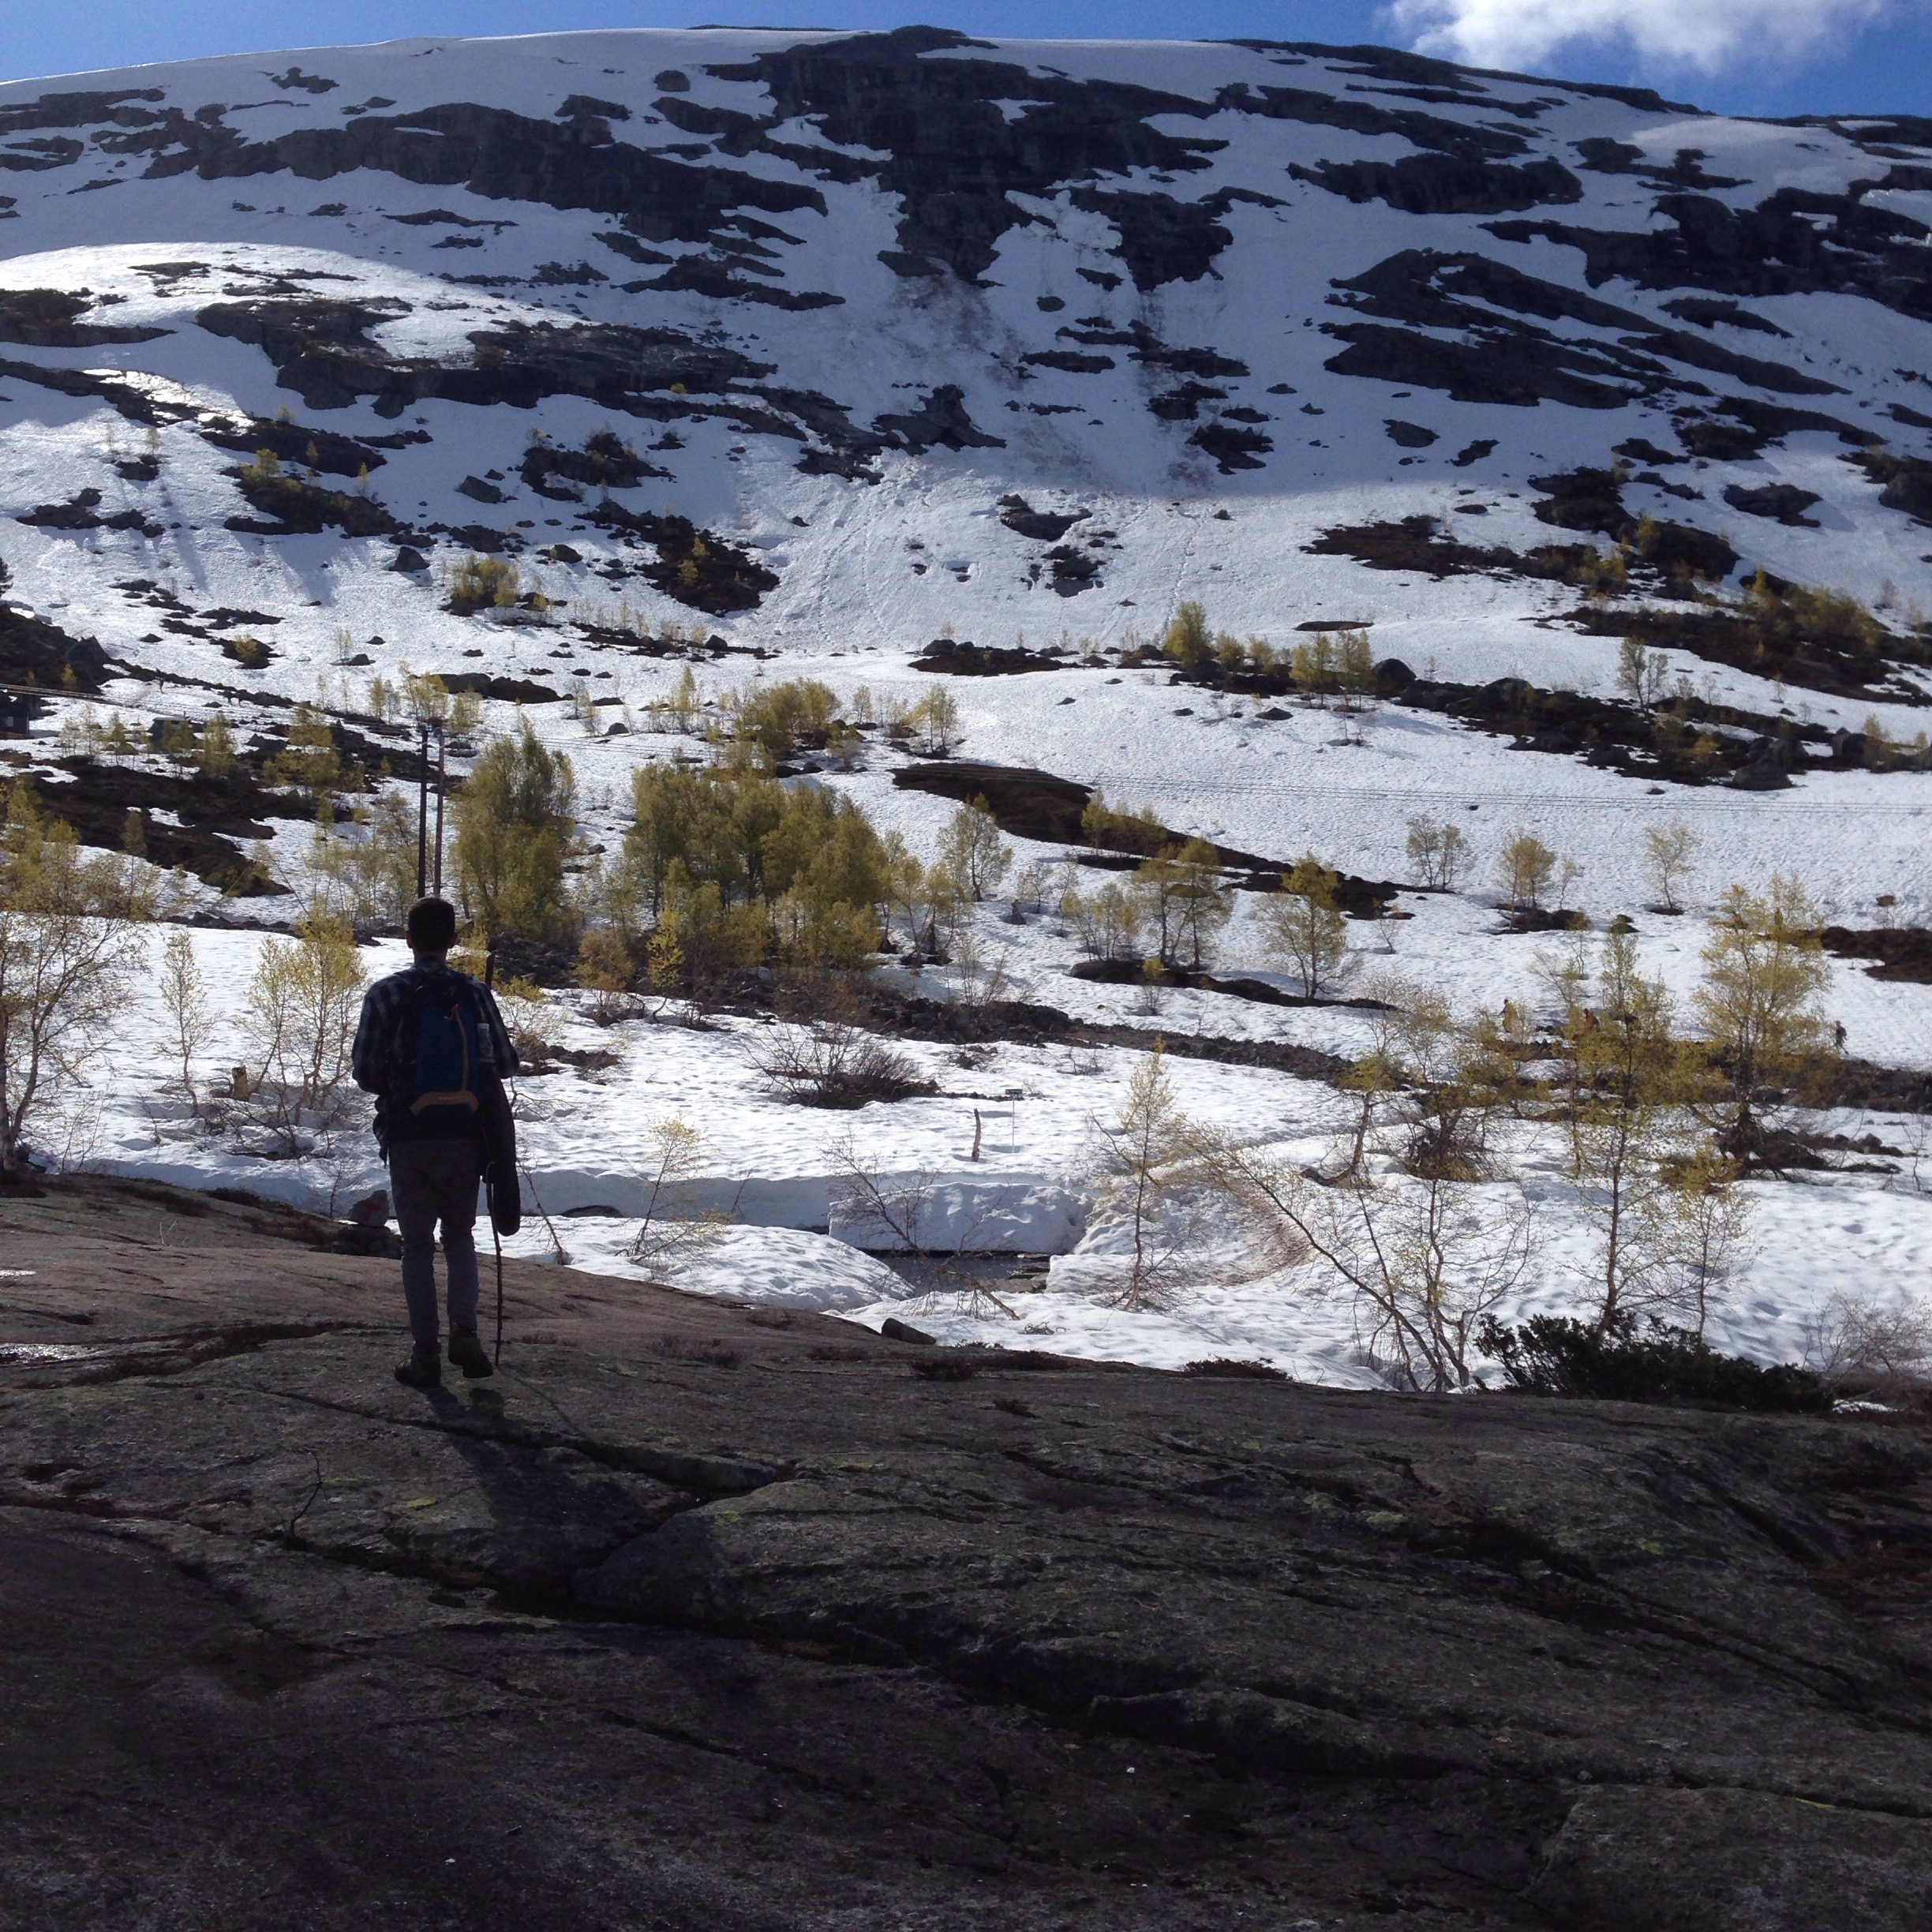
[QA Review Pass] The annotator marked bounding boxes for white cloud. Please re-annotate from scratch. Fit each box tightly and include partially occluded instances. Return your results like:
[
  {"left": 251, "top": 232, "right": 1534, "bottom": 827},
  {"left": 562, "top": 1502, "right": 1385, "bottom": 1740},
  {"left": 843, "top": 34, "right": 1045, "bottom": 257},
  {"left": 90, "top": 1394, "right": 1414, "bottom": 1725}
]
[{"left": 1389, "top": 0, "right": 1889, "bottom": 73}]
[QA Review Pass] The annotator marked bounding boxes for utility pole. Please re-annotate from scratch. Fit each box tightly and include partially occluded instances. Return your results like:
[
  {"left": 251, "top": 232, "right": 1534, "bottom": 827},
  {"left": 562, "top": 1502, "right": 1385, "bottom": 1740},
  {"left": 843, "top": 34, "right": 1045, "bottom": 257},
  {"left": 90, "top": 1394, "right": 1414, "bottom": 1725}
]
[
  {"left": 415, "top": 721, "right": 430, "bottom": 897},
  {"left": 432, "top": 724, "right": 447, "bottom": 897}
]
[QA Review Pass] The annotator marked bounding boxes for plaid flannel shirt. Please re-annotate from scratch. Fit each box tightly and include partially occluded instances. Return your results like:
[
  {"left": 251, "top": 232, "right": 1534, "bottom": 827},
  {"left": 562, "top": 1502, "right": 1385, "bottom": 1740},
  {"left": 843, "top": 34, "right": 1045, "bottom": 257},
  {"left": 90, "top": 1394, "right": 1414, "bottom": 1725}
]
[{"left": 352, "top": 963, "right": 520, "bottom": 1101}]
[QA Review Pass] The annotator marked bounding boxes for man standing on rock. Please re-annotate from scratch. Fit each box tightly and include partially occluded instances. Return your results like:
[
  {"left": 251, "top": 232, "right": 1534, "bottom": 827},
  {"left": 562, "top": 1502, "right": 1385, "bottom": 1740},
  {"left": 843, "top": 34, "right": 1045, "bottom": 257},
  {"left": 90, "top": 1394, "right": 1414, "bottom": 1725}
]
[{"left": 353, "top": 897, "right": 519, "bottom": 1388}]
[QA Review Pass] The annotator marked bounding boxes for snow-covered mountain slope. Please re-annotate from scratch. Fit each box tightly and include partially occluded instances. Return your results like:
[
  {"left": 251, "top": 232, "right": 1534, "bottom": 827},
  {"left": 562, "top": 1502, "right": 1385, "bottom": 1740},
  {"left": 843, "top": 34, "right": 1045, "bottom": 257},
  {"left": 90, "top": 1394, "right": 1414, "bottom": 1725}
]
[
  {"left": 1, "top": 23, "right": 1930, "bottom": 695},
  {"left": 6, "top": 30, "right": 1932, "bottom": 1383}
]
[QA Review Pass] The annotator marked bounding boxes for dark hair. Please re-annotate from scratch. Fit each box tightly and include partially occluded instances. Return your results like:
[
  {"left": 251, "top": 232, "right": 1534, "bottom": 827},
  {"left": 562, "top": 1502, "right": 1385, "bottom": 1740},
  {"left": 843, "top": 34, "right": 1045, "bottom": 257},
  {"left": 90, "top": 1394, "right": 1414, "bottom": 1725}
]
[{"left": 405, "top": 897, "right": 459, "bottom": 953}]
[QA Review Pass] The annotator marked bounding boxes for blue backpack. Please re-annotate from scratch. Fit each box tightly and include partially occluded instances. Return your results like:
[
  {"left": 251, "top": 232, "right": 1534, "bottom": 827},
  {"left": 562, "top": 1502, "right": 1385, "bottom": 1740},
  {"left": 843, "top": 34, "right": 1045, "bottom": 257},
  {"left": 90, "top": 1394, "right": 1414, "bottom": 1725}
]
[{"left": 388, "top": 975, "right": 486, "bottom": 1142}]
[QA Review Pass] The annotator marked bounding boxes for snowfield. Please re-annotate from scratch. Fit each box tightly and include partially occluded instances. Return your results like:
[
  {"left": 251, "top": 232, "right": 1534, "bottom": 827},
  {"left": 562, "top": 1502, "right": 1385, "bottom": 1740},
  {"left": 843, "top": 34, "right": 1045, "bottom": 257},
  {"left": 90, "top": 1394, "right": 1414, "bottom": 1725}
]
[{"left": 2, "top": 28, "right": 1930, "bottom": 1385}]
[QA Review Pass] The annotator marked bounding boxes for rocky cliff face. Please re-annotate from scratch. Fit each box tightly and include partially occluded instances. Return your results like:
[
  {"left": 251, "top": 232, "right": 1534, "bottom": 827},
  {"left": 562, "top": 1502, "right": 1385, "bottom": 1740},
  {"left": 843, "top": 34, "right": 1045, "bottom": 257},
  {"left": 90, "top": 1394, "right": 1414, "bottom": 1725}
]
[{"left": 0, "top": 27, "right": 1927, "bottom": 672}]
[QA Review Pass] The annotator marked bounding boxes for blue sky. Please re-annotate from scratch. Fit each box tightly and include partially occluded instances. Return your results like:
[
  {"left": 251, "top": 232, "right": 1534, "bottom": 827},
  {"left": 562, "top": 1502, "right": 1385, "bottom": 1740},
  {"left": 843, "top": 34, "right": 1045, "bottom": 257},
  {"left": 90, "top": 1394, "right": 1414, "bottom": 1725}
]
[{"left": 2, "top": 2, "right": 1928, "bottom": 121}]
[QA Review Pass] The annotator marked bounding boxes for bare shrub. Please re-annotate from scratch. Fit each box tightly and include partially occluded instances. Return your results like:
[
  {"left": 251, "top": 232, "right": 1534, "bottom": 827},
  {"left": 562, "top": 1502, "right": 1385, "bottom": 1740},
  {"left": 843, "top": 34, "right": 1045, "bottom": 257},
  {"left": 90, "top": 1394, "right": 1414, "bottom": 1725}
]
[
  {"left": 1644, "top": 822, "right": 1698, "bottom": 914},
  {"left": 749, "top": 989, "right": 934, "bottom": 1107},
  {"left": 0, "top": 799, "right": 149, "bottom": 1172},
  {"left": 242, "top": 915, "right": 366, "bottom": 1118},
  {"left": 1085, "top": 1042, "right": 1209, "bottom": 1311},
  {"left": 1498, "top": 830, "right": 1557, "bottom": 912},
  {"left": 159, "top": 929, "right": 215, "bottom": 1109},
  {"left": 626, "top": 1115, "right": 734, "bottom": 1275},
  {"left": 824, "top": 1132, "right": 1015, "bottom": 1317},
  {"left": 1406, "top": 814, "right": 1471, "bottom": 892},
  {"left": 1803, "top": 1293, "right": 1932, "bottom": 1402},
  {"left": 1210, "top": 981, "right": 1535, "bottom": 1391},
  {"left": 575, "top": 927, "right": 637, "bottom": 1022}
]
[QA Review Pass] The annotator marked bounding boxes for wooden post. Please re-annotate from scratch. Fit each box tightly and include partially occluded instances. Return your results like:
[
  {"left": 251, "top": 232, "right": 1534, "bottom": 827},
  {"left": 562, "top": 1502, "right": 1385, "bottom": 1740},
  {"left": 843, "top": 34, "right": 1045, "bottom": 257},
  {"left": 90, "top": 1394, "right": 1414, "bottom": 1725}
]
[
  {"left": 432, "top": 725, "right": 446, "bottom": 897},
  {"left": 414, "top": 721, "right": 429, "bottom": 897}
]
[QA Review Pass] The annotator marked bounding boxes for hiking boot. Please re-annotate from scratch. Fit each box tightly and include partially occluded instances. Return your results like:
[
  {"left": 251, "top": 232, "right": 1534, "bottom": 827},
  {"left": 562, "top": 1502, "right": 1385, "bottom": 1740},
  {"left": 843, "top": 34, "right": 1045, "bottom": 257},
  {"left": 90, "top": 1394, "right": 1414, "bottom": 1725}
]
[
  {"left": 448, "top": 1329, "right": 495, "bottom": 1380},
  {"left": 394, "top": 1348, "right": 442, "bottom": 1389}
]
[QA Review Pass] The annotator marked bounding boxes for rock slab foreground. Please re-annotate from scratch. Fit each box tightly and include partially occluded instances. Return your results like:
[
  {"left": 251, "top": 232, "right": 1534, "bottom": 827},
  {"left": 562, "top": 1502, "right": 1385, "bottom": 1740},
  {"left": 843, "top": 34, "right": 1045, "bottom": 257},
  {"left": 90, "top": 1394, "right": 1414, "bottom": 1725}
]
[{"left": 2, "top": 1174, "right": 1929, "bottom": 1930}]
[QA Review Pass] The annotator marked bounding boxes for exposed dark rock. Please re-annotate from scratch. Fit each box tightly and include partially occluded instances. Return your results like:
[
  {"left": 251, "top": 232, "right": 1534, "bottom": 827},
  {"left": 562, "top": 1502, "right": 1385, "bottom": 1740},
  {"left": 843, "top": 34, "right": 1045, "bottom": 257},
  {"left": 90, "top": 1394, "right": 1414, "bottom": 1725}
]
[
  {"left": 106, "top": 98, "right": 829, "bottom": 266},
  {"left": 583, "top": 502, "right": 779, "bottom": 613},
  {"left": 873, "top": 384, "right": 1005, "bottom": 453},
  {"left": 1325, "top": 319, "right": 1647, "bottom": 409},
  {"left": 1724, "top": 481, "right": 1822, "bottom": 526},
  {"left": 1663, "top": 294, "right": 1790, "bottom": 335},
  {"left": 1046, "top": 546, "right": 1102, "bottom": 594},
  {"left": 1451, "top": 437, "right": 1497, "bottom": 466},
  {"left": 1222, "top": 77, "right": 1534, "bottom": 162},
  {"left": 1148, "top": 381, "right": 1226, "bottom": 421},
  {"left": 891, "top": 761, "right": 1376, "bottom": 895},
  {"left": 1327, "top": 248, "right": 1841, "bottom": 410},
  {"left": 0, "top": 354, "right": 190, "bottom": 425},
  {"left": 557, "top": 93, "right": 629, "bottom": 124},
  {"left": 1847, "top": 446, "right": 1932, "bottom": 523},
  {"left": 198, "top": 412, "right": 390, "bottom": 475},
  {"left": 1293, "top": 153, "right": 1582, "bottom": 215},
  {"left": 197, "top": 298, "right": 773, "bottom": 417},
  {"left": 1638, "top": 519, "right": 1737, "bottom": 579},
  {"left": 0, "top": 598, "right": 110, "bottom": 690},
  {"left": 1133, "top": 339, "right": 1248, "bottom": 378},
  {"left": 1822, "top": 926, "right": 1932, "bottom": 983},
  {"left": 385, "top": 208, "right": 514, "bottom": 230},
  {"left": 1066, "top": 187, "right": 1251, "bottom": 289},
  {"left": 1732, "top": 753, "right": 1795, "bottom": 790},
  {"left": 518, "top": 427, "right": 668, "bottom": 500},
  {"left": 438, "top": 672, "right": 562, "bottom": 704},
  {"left": 997, "top": 495, "right": 1086, "bottom": 541},
  {"left": 625, "top": 257, "right": 844, "bottom": 309},
  {"left": 1487, "top": 182, "right": 1932, "bottom": 324},
  {"left": 223, "top": 465, "right": 400, "bottom": 539},
  {"left": 455, "top": 474, "right": 504, "bottom": 504},
  {"left": 1190, "top": 422, "right": 1272, "bottom": 470},
  {"left": 1616, "top": 436, "right": 1683, "bottom": 465},
  {"left": 1530, "top": 1787, "right": 1932, "bottom": 1932},
  {"left": 1303, "top": 509, "right": 1738, "bottom": 593},
  {"left": 1531, "top": 466, "right": 1627, "bottom": 536},
  {"left": 593, "top": 230, "right": 671, "bottom": 265},
  {"left": 17, "top": 487, "right": 162, "bottom": 538},
  {"left": 0, "top": 288, "right": 167, "bottom": 346},
  {"left": 1567, "top": 596, "right": 1926, "bottom": 705},
  {"left": 1306, "top": 512, "right": 1515, "bottom": 576},
  {"left": 1020, "top": 349, "right": 1113, "bottom": 374},
  {"left": 912, "top": 638, "right": 1067, "bottom": 676},
  {"left": 1571, "top": 138, "right": 1744, "bottom": 191},
  {"left": 265, "top": 66, "right": 336, "bottom": 95},
  {"left": 707, "top": 28, "right": 1224, "bottom": 284},
  {"left": 1391, "top": 666, "right": 1837, "bottom": 785},
  {"left": 0, "top": 87, "right": 167, "bottom": 145},
  {"left": 1384, "top": 418, "right": 1438, "bottom": 447}
]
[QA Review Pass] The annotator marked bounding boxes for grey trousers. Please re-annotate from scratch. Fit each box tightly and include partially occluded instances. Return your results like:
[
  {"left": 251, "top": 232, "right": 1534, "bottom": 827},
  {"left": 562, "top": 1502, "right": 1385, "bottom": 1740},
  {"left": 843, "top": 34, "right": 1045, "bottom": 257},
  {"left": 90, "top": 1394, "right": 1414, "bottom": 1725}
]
[{"left": 388, "top": 1136, "right": 481, "bottom": 1354}]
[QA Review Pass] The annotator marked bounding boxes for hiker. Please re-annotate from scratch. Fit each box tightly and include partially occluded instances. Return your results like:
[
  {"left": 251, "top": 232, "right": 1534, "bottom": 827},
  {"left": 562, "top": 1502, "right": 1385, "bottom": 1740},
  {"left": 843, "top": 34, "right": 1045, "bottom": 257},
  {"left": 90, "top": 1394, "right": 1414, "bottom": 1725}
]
[{"left": 352, "top": 897, "right": 520, "bottom": 1387}]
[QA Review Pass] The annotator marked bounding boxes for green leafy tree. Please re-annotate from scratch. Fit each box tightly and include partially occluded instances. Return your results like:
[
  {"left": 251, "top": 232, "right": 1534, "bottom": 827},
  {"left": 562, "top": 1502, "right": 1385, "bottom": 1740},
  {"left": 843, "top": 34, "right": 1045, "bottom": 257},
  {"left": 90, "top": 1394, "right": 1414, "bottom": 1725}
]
[
  {"left": 1264, "top": 854, "right": 1349, "bottom": 997},
  {"left": 453, "top": 724, "right": 578, "bottom": 945},
  {"left": 0, "top": 787, "right": 148, "bottom": 1172},
  {"left": 938, "top": 796, "right": 1012, "bottom": 902},
  {"left": 1161, "top": 600, "right": 1211, "bottom": 667},
  {"left": 1692, "top": 874, "right": 1829, "bottom": 1159}
]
